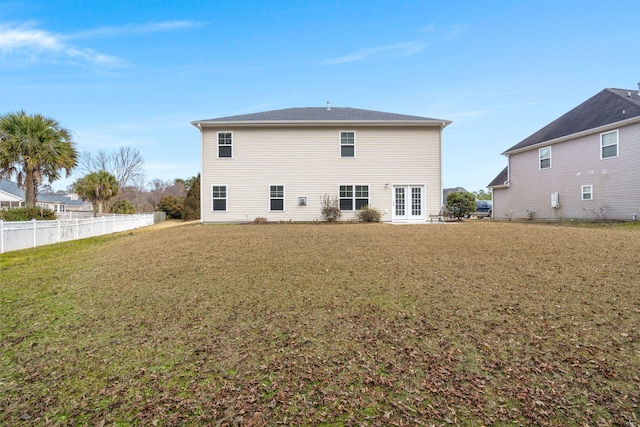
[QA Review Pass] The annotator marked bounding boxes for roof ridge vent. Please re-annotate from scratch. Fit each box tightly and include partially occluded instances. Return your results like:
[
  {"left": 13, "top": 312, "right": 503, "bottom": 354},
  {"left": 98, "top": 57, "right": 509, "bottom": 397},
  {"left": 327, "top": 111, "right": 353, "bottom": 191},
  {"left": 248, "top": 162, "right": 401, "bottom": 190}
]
[{"left": 326, "top": 101, "right": 331, "bottom": 111}]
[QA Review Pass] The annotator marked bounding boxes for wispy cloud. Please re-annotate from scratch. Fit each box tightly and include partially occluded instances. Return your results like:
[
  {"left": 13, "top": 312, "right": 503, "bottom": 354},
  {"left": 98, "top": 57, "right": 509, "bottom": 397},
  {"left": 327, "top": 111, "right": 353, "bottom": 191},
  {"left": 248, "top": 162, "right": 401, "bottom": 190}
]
[
  {"left": 442, "top": 101, "right": 539, "bottom": 121},
  {"left": 325, "top": 41, "right": 424, "bottom": 65},
  {"left": 66, "top": 20, "right": 201, "bottom": 40},
  {"left": 73, "top": 126, "right": 152, "bottom": 150},
  {"left": 0, "top": 23, "right": 60, "bottom": 52},
  {"left": 0, "top": 20, "right": 201, "bottom": 69},
  {"left": 419, "top": 23, "right": 463, "bottom": 41},
  {"left": 0, "top": 23, "right": 124, "bottom": 67}
]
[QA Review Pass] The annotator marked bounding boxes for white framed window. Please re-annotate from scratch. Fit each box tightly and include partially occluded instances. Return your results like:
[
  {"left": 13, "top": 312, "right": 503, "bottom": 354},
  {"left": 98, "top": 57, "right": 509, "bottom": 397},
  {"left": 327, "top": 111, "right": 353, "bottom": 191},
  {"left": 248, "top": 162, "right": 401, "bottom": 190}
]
[
  {"left": 218, "top": 132, "right": 232, "bottom": 158},
  {"left": 581, "top": 185, "right": 593, "bottom": 201},
  {"left": 601, "top": 130, "right": 618, "bottom": 159},
  {"left": 270, "top": 185, "right": 284, "bottom": 211},
  {"left": 340, "top": 131, "right": 355, "bottom": 157},
  {"left": 411, "top": 187, "right": 422, "bottom": 216},
  {"left": 539, "top": 147, "right": 551, "bottom": 169},
  {"left": 339, "top": 184, "right": 368, "bottom": 211},
  {"left": 212, "top": 185, "right": 227, "bottom": 211}
]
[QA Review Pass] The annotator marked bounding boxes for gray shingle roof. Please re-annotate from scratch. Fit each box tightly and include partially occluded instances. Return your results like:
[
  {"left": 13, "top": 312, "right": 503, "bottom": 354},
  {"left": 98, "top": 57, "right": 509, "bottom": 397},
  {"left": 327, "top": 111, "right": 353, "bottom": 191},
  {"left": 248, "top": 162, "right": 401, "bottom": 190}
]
[
  {"left": 37, "top": 193, "right": 85, "bottom": 206},
  {"left": 193, "top": 107, "right": 450, "bottom": 125},
  {"left": 504, "top": 88, "right": 640, "bottom": 153},
  {"left": 0, "top": 179, "right": 25, "bottom": 199},
  {"left": 488, "top": 166, "right": 509, "bottom": 188},
  {"left": 0, "top": 179, "right": 84, "bottom": 206}
]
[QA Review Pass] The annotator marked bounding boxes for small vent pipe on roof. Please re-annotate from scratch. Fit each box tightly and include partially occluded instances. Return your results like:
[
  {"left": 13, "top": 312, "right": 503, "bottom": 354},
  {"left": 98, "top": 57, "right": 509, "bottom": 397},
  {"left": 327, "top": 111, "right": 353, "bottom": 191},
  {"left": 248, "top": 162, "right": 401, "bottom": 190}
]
[{"left": 326, "top": 101, "right": 331, "bottom": 111}]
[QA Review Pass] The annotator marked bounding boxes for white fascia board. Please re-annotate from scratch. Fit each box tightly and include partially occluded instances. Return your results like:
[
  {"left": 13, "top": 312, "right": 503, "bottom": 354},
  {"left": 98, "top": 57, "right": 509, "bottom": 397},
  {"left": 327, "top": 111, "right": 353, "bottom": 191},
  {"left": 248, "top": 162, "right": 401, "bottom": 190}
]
[
  {"left": 192, "top": 119, "right": 451, "bottom": 129},
  {"left": 0, "top": 190, "right": 24, "bottom": 202}
]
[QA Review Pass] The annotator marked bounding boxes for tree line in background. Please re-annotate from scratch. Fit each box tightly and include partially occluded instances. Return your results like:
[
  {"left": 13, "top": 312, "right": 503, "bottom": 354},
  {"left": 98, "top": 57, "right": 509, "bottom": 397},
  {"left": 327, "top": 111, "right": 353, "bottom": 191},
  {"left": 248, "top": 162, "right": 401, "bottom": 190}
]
[
  {"left": 0, "top": 110, "right": 200, "bottom": 221},
  {"left": 74, "top": 145, "right": 200, "bottom": 219},
  {"left": 473, "top": 189, "right": 492, "bottom": 200}
]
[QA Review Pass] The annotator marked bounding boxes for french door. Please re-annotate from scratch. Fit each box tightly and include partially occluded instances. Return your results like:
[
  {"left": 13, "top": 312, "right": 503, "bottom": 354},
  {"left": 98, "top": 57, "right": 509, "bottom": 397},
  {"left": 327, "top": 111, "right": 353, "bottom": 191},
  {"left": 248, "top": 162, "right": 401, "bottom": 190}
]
[{"left": 392, "top": 185, "right": 425, "bottom": 221}]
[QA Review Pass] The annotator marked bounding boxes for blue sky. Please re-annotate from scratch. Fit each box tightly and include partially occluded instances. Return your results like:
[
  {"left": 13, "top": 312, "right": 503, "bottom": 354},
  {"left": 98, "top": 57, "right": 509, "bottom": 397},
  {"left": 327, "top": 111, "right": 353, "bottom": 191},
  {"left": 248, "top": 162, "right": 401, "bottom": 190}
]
[{"left": 1, "top": 0, "right": 639, "bottom": 193}]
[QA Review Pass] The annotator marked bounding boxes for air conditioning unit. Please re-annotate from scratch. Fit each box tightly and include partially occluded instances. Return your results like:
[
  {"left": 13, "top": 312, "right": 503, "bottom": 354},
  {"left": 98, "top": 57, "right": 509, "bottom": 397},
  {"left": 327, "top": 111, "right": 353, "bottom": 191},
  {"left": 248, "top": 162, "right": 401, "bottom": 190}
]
[{"left": 551, "top": 192, "right": 560, "bottom": 208}]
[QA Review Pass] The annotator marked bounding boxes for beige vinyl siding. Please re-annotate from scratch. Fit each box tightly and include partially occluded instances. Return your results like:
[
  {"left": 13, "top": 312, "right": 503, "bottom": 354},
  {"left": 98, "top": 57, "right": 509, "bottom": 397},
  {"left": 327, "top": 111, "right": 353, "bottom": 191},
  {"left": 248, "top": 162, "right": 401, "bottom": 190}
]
[
  {"left": 201, "top": 125, "right": 442, "bottom": 223},
  {"left": 493, "top": 122, "right": 640, "bottom": 220}
]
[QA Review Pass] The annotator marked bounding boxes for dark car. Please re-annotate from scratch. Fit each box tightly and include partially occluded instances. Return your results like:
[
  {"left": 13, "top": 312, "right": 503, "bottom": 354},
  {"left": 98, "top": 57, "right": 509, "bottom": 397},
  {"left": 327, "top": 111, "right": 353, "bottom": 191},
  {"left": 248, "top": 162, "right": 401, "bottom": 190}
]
[{"left": 465, "top": 200, "right": 492, "bottom": 219}]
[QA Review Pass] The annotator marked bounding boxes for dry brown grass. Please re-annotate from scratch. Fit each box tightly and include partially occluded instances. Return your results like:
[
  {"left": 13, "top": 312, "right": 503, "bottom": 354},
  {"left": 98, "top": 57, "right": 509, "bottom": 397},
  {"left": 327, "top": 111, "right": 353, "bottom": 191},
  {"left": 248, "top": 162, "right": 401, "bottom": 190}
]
[{"left": 1, "top": 221, "right": 639, "bottom": 426}]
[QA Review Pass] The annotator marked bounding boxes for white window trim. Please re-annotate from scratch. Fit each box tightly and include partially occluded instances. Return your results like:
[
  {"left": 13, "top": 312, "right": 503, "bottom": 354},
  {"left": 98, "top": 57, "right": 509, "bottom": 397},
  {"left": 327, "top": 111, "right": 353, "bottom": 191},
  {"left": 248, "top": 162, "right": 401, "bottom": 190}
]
[
  {"left": 600, "top": 129, "right": 618, "bottom": 159},
  {"left": 339, "top": 184, "right": 369, "bottom": 211},
  {"left": 539, "top": 146, "right": 551, "bottom": 170},
  {"left": 217, "top": 131, "right": 233, "bottom": 159},
  {"left": 581, "top": 184, "right": 593, "bottom": 201},
  {"left": 339, "top": 131, "right": 356, "bottom": 158},
  {"left": 269, "top": 184, "right": 285, "bottom": 212},
  {"left": 211, "top": 184, "right": 228, "bottom": 212}
]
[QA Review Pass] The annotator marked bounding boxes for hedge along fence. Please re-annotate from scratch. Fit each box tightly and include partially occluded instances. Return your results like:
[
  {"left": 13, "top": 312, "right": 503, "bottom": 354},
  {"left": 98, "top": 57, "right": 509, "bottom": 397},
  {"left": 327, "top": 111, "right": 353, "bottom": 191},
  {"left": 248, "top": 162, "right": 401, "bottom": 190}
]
[{"left": 0, "top": 213, "right": 163, "bottom": 254}]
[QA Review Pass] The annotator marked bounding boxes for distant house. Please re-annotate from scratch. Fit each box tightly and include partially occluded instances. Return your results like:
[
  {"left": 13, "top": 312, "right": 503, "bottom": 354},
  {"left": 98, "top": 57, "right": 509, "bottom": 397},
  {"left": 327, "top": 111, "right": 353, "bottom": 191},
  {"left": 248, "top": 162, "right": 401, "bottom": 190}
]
[
  {"left": 192, "top": 106, "right": 451, "bottom": 223},
  {"left": 0, "top": 179, "right": 92, "bottom": 213},
  {"left": 443, "top": 187, "right": 469, "bottom": 201},
  {"left": 488, "top": 87, "right": 640, "bottom": 221},
  {"left": 0, "top": 180, "right": 25, "bottom": 209},
  {"left": 37, "top": 192, "right": 92, "bottom": 213}
]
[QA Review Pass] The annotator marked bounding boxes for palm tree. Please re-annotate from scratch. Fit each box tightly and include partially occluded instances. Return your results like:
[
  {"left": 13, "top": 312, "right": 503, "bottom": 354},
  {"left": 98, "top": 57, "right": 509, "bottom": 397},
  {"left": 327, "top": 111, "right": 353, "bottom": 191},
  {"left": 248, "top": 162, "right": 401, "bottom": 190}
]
[
  {"left": 0, "top": 110, "right": 78, "bottom": 207},
  {"left": 73, "top": 171, "right": 119, "bottom": 216}
]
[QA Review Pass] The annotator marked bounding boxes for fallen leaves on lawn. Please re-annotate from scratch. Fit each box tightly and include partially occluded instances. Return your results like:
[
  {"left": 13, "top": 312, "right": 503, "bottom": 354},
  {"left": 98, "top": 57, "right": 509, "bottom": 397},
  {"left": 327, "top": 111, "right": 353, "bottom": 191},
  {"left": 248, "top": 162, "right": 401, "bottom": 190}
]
[{"left": 1, "top": 222, "right": 639, "bottom": 426}]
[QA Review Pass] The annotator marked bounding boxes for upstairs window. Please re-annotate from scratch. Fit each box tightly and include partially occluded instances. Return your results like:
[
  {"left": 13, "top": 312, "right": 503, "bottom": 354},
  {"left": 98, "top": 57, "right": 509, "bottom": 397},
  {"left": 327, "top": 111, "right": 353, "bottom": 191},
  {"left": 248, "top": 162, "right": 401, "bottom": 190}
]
[
  {"left": 340, "top": 131, "right": 355, "bottom": 157},
  {"left": 218, "top": 132, "right": 232, "bottom": 158},
  {"left": 601, "top": 130, "right": 618, "bottom": 159},
  {"left": 539, "top": 147, "right": 551, "bottom": 169},
  {"left": 581, "top": 185, "right": 593, "bottom": 201},
  {"left": 270, "top": 185, "right": 284, "bottom": 211},
  {"left": 339, "top": 185, "right": 368, "bottom": 211},
  {"left": 212, "top": 185, "right": 227, "bottom": 211}
]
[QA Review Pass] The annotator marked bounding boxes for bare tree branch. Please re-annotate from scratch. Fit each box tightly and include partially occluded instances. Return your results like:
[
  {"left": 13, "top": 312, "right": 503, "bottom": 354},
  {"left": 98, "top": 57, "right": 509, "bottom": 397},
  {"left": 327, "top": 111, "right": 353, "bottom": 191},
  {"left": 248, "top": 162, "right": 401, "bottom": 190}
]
[
  {"left": 112, "top": 146, "right": 145, "bottom": 188},
  {"left": 79, "top": 146, "right": 145, "bottom": 188}
]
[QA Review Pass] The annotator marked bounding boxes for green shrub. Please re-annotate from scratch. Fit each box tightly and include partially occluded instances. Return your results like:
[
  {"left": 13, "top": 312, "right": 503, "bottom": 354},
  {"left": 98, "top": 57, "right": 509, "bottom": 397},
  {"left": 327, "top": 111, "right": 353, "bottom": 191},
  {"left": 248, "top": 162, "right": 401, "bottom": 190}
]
[
  {"left": 321, "top": 194, "right": 341, "bottom": 222},
  {"left": 157, "top": 195, "right": 184, "bottom": 219},
  {"left": 356, "top": 205, "right": 382, "bottom": 222},
  {"left": 182, "top": 174, "right": 200, "bottom": 221},
  {"left": 0, "top": 207, "right": 56, "bottom": 221},
  {"left": 446, "top": 191, "right": 475, "bottom": 220},
  {"left": 111, "top": 200, "right": 136, "bottom": 214}
]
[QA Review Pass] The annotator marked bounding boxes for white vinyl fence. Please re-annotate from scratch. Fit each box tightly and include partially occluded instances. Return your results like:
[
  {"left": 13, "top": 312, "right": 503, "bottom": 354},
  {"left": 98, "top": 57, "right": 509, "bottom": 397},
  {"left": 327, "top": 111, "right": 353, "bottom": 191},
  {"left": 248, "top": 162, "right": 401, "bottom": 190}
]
[{"left": 0, "top": 214, "right": 159, "bottom": 254}]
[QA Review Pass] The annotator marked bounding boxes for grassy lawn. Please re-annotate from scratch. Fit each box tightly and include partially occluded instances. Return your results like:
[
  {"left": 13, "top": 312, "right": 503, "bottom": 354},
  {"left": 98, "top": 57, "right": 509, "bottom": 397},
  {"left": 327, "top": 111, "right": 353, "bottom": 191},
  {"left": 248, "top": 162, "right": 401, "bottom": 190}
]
[{"left": 1, "top": 221, "right": 639, "bottom": 426}]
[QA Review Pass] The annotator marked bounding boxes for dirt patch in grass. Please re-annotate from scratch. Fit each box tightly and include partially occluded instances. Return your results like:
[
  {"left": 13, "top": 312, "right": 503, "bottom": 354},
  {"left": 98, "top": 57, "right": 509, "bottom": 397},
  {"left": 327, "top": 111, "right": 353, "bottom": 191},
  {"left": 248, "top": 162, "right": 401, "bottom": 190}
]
[{"left": 1, "top": 222, "right": 639, "bottom": 426}]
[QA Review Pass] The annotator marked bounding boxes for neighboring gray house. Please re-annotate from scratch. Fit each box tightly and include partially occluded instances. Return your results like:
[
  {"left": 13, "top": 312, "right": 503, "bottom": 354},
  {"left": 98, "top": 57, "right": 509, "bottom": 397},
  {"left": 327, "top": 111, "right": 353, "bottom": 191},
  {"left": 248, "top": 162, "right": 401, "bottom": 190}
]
[
  {"left": 192, "top": 106, "right": 451, "bottom": 223},
  {"left": 0, "top": 179, "right": 91, "bottom": 213},
  {"left": 443, "top": 187, "right": 468, "bottom": 201},
  {"left": 489, "top": 87, "right": 640, "bottom": 221}
]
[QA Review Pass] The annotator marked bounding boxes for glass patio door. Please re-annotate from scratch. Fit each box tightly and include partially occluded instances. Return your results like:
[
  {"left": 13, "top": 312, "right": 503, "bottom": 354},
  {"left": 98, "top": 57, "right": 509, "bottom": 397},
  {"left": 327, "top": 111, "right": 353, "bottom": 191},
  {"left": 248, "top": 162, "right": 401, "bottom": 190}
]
[{"left": 392, "top": 185, "right": 424, "bottom": 221}]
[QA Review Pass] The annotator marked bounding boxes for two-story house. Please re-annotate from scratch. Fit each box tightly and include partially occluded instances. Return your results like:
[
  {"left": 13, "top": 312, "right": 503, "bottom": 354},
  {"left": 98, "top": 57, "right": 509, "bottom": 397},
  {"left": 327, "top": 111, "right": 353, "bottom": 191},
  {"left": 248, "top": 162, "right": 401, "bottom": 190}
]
[
  {"left": 192, "top": 106, "right": 451, "bottom": 223},
  {"left": 488, "top": 87, "right": 640, "bottom": 221}
]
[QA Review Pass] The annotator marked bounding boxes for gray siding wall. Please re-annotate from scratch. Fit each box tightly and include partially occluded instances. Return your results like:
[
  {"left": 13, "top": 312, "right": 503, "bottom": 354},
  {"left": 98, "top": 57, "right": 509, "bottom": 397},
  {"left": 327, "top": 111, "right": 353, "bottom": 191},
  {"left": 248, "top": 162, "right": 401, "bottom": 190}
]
[
  {"left": 200, "top": 125, "right": 443, "bottom": 223},
  {"left": 493, "top": 122, "right": 640, "bottom": 220}
]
